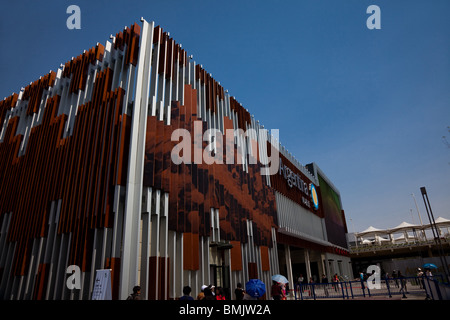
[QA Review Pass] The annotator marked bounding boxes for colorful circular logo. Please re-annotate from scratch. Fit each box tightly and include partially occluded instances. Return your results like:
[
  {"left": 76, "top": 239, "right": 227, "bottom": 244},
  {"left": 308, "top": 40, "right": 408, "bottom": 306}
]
[{"left": 310, "top": 184, "right": 319, "bottom": 210}]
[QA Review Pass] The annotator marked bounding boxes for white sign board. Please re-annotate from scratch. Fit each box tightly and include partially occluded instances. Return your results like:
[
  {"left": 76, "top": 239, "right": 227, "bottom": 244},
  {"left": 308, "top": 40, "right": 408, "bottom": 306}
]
[{"left": 91, "top": 269, "right": 112, "bottom": 300}]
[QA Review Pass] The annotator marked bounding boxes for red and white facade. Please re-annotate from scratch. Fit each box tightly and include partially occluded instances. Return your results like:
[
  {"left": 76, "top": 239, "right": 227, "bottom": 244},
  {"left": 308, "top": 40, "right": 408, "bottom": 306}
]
[{"left": 0, "top": 19, "right": 351, "bottom": 300}]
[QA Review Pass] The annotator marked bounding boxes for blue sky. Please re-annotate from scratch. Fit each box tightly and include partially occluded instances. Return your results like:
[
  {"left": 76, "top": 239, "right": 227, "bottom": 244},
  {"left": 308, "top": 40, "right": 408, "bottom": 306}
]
[{"left": 1, "top": 0, "right": 449, "bottom": 232}]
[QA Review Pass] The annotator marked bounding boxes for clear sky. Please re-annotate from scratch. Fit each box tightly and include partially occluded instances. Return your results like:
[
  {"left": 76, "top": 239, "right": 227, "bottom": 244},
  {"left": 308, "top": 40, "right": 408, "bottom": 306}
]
[{"left": 1, "top": 0, "right": 449, "bottom": 233}]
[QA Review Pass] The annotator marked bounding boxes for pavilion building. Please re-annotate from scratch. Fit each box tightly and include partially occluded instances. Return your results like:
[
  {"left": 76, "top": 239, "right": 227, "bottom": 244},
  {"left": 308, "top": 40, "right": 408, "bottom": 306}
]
[{"left": 0, "top": 19, "right": 351, "bottom": 300}]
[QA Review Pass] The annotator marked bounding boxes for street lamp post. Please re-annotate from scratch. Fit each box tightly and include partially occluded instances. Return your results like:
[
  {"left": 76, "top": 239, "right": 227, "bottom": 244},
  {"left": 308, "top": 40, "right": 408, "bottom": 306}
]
[
  {"left": 420, "top": 187, "right": 450, "bottom": 284},
  {"left": 411, "top": 193, "right": 424, "bottom": 225},
  {"left": 349, "top": 218, "right": 358, "bottom": 250},
  {"left": 411, "top": 193, "right": 426, "bottom": 241}
]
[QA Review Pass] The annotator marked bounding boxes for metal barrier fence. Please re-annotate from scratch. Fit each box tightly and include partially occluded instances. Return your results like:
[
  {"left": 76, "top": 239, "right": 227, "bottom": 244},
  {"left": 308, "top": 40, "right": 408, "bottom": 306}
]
[{"left": 293, "top": 275, "right": 447, "bottom": 300}]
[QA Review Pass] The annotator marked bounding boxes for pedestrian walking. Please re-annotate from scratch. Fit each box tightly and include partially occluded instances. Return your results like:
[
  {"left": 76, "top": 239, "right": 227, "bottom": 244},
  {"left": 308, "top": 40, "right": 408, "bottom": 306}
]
[
  {"left": 417, "top": 268, "right": 424, "bottom": 289},
  {"left": 281, "top": 283, "right": 287, "bottom": 300},
  {"left": 359, "top": 271, "right": 365, "bottom": 290},
  {"left": 203, "top": 286, "right": 215, "bottom": 300},
  {"left": 197, "top": 284, "right": 207, "bottom": 300},
  {"left": 332, "top": 274, "right": 339, "bottom": 292},
  {"left": 321, "top": 274, "right": 329, "bottom": 297},
  {"left": 271, "top": 281, "right": 282, "bottom": 300},
  {"left": 298, "top": 274, "right": 304, "bottom": 285},
  {"left": 392, "top": 270, "right": 399, "bottom": 288},
  {"left": 235, "top": 282, "right": 245, "bottom": 300},
  {"left": 126, "top": 286, "right": 141, "bottom": 300},
  {"left": 425, "top": 268, "right": 433, "bottom": 280},
  {"left": 215, "top": 286, "right": 226, "bottom": 300},
  {"left": 180, "top": 285, "right": 194, "bottom": 300},
  {"left": 308, "top": 277, "right": 315, "bottom": 297},
  {"left": 398, "top": 271, "right": 407, "bottom": 298}
]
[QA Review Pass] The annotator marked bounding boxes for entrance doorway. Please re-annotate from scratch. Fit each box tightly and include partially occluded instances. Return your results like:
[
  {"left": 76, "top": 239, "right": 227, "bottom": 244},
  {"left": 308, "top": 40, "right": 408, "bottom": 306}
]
[
  {"left": 292, "top": 262, "right": 320, "bottom": 283},
  {"left": 210, "top": 264, "right": 230, "bottom": 298}
]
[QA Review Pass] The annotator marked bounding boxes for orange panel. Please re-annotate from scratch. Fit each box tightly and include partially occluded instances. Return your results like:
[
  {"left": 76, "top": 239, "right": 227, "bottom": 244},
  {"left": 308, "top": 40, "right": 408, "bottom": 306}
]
[
  {"left": 230, "top": 241, "right": 242, "bottom": 271},
  {"left": 183, "top": 232, "right": 199, "bottom": 270},
  {"left": 260, "top": 246, "right": 270, "bottom": 271}
]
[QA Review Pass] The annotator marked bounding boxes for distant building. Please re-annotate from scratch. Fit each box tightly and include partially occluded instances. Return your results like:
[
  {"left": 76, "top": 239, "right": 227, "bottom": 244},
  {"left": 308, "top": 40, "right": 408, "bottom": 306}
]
[
  {"left": 0, "top": 19, "right": 350, "bottom": 300},
  {"left": 349, "top": 217, "right": 450, "bottom": 277}
]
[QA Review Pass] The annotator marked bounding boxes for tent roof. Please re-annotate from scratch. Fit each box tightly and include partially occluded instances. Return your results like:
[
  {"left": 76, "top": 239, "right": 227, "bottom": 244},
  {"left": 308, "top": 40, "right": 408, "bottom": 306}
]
[
  {"left": 356, "top": 226, "right": 387, "bottom": 237},
  {"left": 355, "top": 216, "right": 450, "bottom": 238},
  {"left": 389, "top": 221, "right": 420, "bottom": 232},
  {"left": 361, "top": 226, "right": 383, "bottom": 233},
  {"left": 435, "top": 216, "right": 450, "bottom": 225}
]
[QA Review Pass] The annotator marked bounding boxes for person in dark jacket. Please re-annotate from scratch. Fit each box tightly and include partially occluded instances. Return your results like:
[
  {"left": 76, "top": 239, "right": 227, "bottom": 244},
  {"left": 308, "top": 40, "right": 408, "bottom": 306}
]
[
  {"left": 235, "top": 283, "right": 245, "bottom": 300},
  {"left": 127, "top": 286, "right": 141, "bottom": 300},
  {"left": 180, "top": 285, "right": 194, "bottom": 300},
  {"left": 271, "top": 281, "right": 281, "bottom": 300}
]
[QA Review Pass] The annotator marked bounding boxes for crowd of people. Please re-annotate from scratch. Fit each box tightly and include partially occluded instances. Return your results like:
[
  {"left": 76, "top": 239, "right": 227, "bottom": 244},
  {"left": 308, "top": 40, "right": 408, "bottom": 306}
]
[
  {"left": 126, "top": 274, "right": 345, "bottom": 300},
  {"left": 127, "top": 267, "right": 438, "bottom": 300},
  {"left": 179, "top": 284, "right": 229, "bottom": 300},
  {"left": 176, "top": 281, "right": 292, "bottom": 300}
]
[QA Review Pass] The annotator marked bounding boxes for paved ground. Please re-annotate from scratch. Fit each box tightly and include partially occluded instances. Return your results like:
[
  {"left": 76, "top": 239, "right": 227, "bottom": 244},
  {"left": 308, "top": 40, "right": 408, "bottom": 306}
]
[
  {"left": 287, "top": 288, "right": 429, "bottom": 300},
  {"left": 286, "top": 280, "right": 432, "bottom": 301},
  {"left": 351, "top": 293, "right": 428, "bottom": 300},
  {"left": 287, "top": 293, "right": 428, "bottom": 300}
]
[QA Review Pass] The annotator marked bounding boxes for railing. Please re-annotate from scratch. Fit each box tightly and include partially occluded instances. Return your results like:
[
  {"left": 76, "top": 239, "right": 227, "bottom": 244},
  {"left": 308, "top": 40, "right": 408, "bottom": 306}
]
[
  {"left": 293, "top": 275, "right": 446, "bottom": 300},
  {"left": 349, "top": 237, "right": 450, "bottom": 254},
  {"left": 294, "top": 282, "right": 349, "bottom": 300}
]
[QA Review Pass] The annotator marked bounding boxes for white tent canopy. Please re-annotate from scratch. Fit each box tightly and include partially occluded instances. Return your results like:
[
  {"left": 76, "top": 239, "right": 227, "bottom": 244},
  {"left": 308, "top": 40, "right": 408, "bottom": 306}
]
[
  {"left": 435, "top": 216, "right": 450, "bottom": 226},
  {"left": 352, "top": 216, "right": 450, "bottom": 247},
  {"left": 392, "top": 233, "right": 416, "bottom": 242},
  {"left": 389, "top": 221, "right": 421, "bottom": 233},
  {"left": 356, "top": 226, "right": 387, "bottom": 237}
]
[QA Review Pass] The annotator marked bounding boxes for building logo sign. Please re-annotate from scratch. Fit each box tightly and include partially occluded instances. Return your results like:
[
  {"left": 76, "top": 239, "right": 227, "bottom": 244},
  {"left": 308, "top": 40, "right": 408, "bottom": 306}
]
[
  {"left": 310, "top": 183, "right": 319, "bottom": 210},
  {"left": 279, "top": 159, "right": 318, "bottom": 210}
]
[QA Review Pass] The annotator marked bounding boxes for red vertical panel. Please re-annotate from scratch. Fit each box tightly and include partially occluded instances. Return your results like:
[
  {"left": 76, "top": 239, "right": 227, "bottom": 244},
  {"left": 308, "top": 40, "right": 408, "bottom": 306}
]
[
  {"left": 153, "top": 26, "right": 161, "bottom": 44},
  {"left": 248, "top": 262, "right": 258, "bottom": 280},
  {"left": 166, "top": 38, "right": 173, "bottom": 78},
  {"left": 154, "top": 121, "right": 164, "bottom": 190},
  {"left": 116, "top": 114, "right": 131, "bottom": 186},
  {"left": 158, "top": 33, "right": 167, "bottom": 75},
  {"left": 202, "top": 121, "right": 210, "bottom": 237},
  {"left": 162, "top": 122, "right": 171, "bottom": 193},
  {"left": 159, "top": 257, "right": 170, "bottom": 300},
  {"left": 102, "top": 89, "right": 122, "bottom": 227},
  {"left": 99, "top": 89, "right": 118, "bottom": 226},
  {"left": 144, "top": 116, "right": 156, "bottom": 187},
  {"left": 260, "top": 246, "right": 270, "bottom": 271},
  {"left": 230, "top": 241, "right": 243, "bottom": 271},
  {"left": 184, "top": 86, "right": 192, "bottom": 234},
  {"left": 33, "top": 263, "right": 50, "bottom": 300},
  {"left": 105, "top": 257, "right": 121, "bottom": 300},
  {"left": 168, "top": 102, "right": 180, "bottom": 230},
  {"left": 148, "top": 256, "right": 158, "bottom": 300},
  {"left": 183, "top": 232, "right": 199, "bottom": 270}
]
